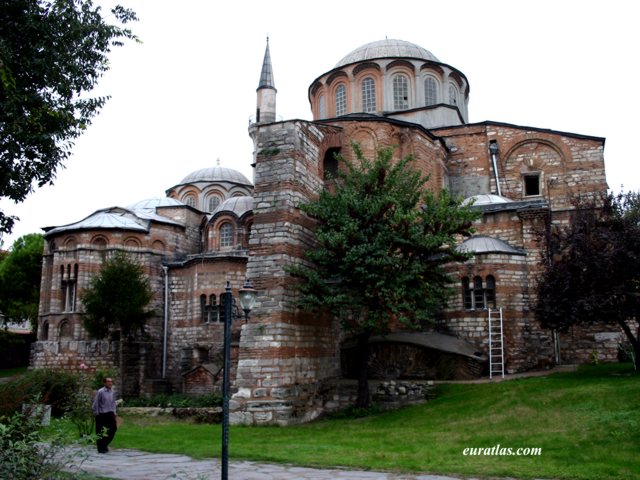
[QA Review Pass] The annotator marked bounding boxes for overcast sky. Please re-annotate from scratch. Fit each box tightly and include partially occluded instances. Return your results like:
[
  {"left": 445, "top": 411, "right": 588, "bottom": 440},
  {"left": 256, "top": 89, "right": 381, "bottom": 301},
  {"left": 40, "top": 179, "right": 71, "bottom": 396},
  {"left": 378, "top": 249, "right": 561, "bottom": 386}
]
[{"left": 1, "top": 0, "right": 638, "bottom": 248}]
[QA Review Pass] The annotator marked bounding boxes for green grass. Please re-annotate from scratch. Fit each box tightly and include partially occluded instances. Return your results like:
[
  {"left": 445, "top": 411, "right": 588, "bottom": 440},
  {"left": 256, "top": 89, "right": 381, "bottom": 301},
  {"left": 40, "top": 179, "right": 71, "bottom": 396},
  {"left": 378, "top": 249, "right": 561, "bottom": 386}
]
[{"left": 66, "top": 363, "right": 640, "bottom": 479}]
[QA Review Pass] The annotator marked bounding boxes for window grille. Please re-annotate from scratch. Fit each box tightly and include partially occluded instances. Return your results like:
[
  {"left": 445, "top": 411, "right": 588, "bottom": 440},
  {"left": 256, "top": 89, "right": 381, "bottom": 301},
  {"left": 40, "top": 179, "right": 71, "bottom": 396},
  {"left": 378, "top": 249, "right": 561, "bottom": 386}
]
[
  {"left": 362, "top": 77, "right": 376, "bottom": 113},
  {"left": 335, "top": 84, "right": 346, "bottom": 116},
  {"left": 424, "top": 77, "right": 437, "bottom": 106},
  {"left": 393, "top": 75, "right": 409, "bottom": 110}
]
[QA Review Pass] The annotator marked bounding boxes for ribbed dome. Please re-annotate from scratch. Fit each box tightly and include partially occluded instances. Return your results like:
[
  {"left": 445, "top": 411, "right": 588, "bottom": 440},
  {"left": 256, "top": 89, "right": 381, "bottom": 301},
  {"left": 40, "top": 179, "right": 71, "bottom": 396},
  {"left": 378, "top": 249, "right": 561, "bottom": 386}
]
[
  {"left": 127, "top": 197, "right": 184, "bottom": 212},
  {"left": 336, "top": 39, "right": 439, "bottom": 68},
  {"left": 458, "top": 235, "right": 525, "bottom": 256},
  {"left": 212, "top": 196, "right": 253, "bottom": 217},
  {"left": 180, "top": 167, "right": 252, "bottom": 186},
  {"left": 463, "top": 194, "right": 513, "bottom": 206}
]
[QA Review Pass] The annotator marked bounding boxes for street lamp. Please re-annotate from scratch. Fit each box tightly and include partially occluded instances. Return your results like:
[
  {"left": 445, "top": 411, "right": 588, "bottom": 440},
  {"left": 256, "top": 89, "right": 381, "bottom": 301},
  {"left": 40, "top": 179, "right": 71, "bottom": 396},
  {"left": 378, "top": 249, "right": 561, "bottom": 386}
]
[{"left": 221, "top": 279, "right": 256, "bottom": 480}]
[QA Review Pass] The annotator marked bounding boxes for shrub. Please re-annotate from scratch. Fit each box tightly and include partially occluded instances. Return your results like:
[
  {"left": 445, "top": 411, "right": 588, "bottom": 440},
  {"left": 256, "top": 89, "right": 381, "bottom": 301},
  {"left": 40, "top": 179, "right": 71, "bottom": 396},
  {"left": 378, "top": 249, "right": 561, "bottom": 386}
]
[
  {"left": 0, "top": 368, "right": 81, "bottom": 417},
  {"left": 124, "top": 393, "right": 222, "bottom": 408},
  {"left": 0, "top": 408, "right": 89, "bottom": 479}
]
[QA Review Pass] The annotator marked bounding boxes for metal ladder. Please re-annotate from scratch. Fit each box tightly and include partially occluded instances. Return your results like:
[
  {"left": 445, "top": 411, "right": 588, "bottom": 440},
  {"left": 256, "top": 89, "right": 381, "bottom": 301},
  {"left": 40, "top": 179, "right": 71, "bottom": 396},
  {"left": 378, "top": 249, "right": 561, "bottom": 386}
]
[{"left": 488, "top": 307, "right": 505, "bottom": 379}]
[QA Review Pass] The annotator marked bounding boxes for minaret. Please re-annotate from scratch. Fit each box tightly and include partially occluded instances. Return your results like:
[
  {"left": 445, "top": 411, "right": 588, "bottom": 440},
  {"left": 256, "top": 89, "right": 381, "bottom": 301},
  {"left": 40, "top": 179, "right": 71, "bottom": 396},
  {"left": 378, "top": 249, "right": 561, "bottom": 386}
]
[{"left": 256, "top": 37, "right": 276, "bottom": 123}]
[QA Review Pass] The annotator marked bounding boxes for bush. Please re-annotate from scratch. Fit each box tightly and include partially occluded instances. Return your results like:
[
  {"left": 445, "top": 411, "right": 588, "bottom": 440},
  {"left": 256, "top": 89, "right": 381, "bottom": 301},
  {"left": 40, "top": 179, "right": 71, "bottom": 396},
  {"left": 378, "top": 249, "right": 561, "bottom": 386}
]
[
  {"left": 124, "top": 392, "right": 222, "bottom": 408},
  {"left": 0, "top": 409, "right": 90, "bottom": 479},
  {"left": 0, "top": 369, "right": 81, "bottom": 417}
]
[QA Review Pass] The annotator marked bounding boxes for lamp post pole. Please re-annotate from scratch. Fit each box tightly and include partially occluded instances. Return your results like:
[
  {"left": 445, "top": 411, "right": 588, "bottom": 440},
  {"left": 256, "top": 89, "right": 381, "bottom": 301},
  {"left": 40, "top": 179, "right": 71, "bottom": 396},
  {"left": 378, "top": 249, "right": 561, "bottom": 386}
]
[
  {"left": 221, "top": 281, "right": 232, "bottom": 480},
  {"left": 220, "top": 279, "right": 256, "bottom": 480}
]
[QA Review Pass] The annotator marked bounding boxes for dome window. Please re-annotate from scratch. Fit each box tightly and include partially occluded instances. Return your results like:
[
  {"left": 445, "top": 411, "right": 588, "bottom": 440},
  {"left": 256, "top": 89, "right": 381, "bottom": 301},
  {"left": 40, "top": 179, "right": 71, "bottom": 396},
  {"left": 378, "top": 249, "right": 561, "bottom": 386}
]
[
  {"left": 219, "top": 222, "right": 234, "bottom": 248},
  {"left": 319, "top": 94, "right": 326, "bottom": 119},
  {"left": 208, "top": 196, "right": 221, "bottom": 212},
  {"left": 184, "top": 195, "right": 196, "bottom": 208},
  {"left": 335, "top": 84, "right": 347, "bottom": 116},
  {"left": 424, "top": 77, "right": 437, "bottom": 106},
  {"left": 448, "top": 84, "right": 458, "bottom": 106},
  {"left": 361, "top": 77, "right": 376, "bottom": 113},
  {"left": 393, "top": 74, "right": 409, "bottom": 110}
]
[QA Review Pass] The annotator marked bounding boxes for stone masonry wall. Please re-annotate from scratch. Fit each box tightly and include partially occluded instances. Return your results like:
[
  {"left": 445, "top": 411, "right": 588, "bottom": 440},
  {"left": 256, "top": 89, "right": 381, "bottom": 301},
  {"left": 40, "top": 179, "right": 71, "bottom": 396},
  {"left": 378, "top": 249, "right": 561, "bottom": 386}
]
[{"left": 235, "top": 121, "right": 343, "bottom": 425}]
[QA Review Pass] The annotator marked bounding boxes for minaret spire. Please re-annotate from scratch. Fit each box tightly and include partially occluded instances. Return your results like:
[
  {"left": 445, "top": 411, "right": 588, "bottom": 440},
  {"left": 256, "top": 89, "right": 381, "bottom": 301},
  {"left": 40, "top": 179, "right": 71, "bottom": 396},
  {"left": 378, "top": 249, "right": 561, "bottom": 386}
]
[
  {"left": 256, "top": 36, "right": 277, "bottom": 123},
  {"left": 258, "top": 36, "right": 275, "bottom": 90}
]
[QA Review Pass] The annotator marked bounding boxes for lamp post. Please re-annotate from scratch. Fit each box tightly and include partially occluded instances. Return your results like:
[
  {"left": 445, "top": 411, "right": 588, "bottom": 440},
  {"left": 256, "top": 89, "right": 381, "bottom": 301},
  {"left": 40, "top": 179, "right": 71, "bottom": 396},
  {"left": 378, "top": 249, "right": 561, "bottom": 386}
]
[{"left": 221, "top": 279, "right": 256, "bottom": 480}]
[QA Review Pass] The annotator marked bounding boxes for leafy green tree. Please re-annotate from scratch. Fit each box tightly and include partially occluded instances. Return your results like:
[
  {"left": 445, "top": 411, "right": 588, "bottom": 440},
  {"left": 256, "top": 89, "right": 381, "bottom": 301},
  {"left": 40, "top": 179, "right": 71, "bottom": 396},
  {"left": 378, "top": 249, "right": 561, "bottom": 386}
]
[
  {"left": 82, "top": 252, "right": 154, "bottom": 339},
  {"left": 535, "top": 192, "right": 640, "bottom": 368},
  {"left": 0, "top": 233, "right": 44, "bottom": 331},
  {"left": 0, "top": 0, "right": 138, "bottom": 234},
  {"left": 289, "top": 143, "right": 479, "bottom": 406}
]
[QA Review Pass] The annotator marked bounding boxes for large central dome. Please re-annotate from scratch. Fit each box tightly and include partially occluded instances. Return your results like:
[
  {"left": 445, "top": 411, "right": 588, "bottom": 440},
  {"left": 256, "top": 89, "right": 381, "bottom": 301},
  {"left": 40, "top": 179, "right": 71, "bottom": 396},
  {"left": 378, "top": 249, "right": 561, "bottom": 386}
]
[{"left": 335, "top": 39, "right": 440, "bottom": 68}]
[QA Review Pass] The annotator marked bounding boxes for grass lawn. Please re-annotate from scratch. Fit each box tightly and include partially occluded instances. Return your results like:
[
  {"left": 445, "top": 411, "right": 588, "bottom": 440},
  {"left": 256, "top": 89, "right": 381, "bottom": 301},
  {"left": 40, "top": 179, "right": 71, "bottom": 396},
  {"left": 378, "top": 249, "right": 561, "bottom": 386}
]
[{"left": 76, "top": 363, "right": 640, "bottom": 479}]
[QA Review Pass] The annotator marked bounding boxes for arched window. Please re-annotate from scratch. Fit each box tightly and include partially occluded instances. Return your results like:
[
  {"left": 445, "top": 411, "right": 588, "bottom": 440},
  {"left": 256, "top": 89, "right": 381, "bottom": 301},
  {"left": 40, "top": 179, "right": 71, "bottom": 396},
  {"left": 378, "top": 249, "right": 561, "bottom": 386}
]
[
  {"left": 208, "top": 196, "right": 220, "bottom": 212},
  {"left": 186, "top": 196, "right": 196, "bottom": 208},
  {"left": 41, "top": 321, "right": 49, "bottom": 341},
  {"left": 473, "top": 276, "right": 484, "bottom": 308},
  {"left": 59, "top": 320, "right": 72, "bottom": 340},
  {"left": 323, "top": 147, "right": 340, "bottom": 180},
  {"left": 201, "top": 294, "right": 220, "bottom": 323},
  {"left": 335, "top": 84, "right": 347, "bottom": 116},
  {"left": 219, "top": 223, "right": 234, "bottom": 248},
  {"left": 361, "top": 77, "right": 376, "bottom": 113},
  {"left": 318, "top": 94, "right": 326, "bottom": 119},
  {"left": 424, "top": 77, "right": 437, "bottom": 106},
  {"left": 462, "top": 277, "right": 472, "bottom": 310},
  {"left": 393, "top": 74, "right": 409, "bottom": 110},
  {"left": 200, "top": 295, "right": 207, "bottom": 323},
  {"left": 61, "top": 263, "right": 77, "bottom": 312},
  {"left": 448, "top": 84, "right": 458, "bottom": 106}
]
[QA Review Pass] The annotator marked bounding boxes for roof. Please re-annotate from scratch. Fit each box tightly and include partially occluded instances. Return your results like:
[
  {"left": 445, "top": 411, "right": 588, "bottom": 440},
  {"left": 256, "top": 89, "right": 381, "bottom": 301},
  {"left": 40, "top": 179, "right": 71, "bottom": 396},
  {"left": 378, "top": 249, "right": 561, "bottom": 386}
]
[
  {"left": 258, "top": 37, "right": 275, "bottom": 90},
  {"left": 335, "top": 39, "right": 440, "bottom": 68},
  {"left": 45, "top": 207, "right": 151, "bottom": 236},
  {"left": 463, "top": 194, "right": 513, "bottom": 206},
  {"left": 44, "top": 203, "right": 184, "bottom": 237},
  {"left": 458, "top": 235, "right": 526, "bottom": 256},
  {"left": 212, "top": 196, "right": 253, "bottom": 218},
  {"left": 127, "top": 197, "right": 184, "bottom": 211},
  {"left": 344, "top": 331, "right": 486, "bottom": 360},
  {"left": 179, "top": 166, "right": 252, "bottom": 186}
]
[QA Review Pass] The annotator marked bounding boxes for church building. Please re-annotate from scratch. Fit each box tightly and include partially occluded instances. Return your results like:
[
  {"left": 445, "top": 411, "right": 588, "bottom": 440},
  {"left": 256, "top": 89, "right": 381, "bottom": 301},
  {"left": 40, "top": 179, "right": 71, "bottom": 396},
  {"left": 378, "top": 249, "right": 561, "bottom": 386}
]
[{"left": 31, "top": 39, "right": 621, "bottom": 424}]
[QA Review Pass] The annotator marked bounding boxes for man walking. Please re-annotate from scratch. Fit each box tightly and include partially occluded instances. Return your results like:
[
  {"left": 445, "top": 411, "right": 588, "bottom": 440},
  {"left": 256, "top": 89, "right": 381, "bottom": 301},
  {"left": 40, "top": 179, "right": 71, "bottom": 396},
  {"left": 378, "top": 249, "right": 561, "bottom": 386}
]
[{"left": 92, "top": 377, "right": 118, "bottom": 453}]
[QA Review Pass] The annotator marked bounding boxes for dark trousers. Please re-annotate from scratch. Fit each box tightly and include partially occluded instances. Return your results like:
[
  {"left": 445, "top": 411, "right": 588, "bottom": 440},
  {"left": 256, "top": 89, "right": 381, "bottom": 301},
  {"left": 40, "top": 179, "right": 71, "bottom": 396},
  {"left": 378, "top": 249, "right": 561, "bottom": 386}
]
[{"left": 95, "top": 412, "right": 117, "bottom": 452}]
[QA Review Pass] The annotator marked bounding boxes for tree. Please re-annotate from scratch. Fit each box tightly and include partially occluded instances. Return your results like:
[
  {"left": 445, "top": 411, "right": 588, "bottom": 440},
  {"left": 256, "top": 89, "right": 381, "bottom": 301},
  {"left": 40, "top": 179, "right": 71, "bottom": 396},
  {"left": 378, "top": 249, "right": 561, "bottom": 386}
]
[
  {"left": 0, "top": 233, "right": 44, "bottom": 331},
  {"left": 81, "top": 252, "right": 153, "bottom": 339},
  {"left": 0, "top": 0, "right": 138, "bottom": 234},
  {"left": 535, "top": 192, "right": 640, "bottom": 369},
  {"left": 289, "top": 143, "right": 479, "bottom": 406}
]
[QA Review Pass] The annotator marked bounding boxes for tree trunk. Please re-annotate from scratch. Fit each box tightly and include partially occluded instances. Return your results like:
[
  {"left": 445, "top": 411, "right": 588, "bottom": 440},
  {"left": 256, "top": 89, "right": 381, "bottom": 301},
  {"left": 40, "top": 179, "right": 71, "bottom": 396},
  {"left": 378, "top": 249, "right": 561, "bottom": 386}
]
[
  {"left": 355, "top": 332, "right": 371, "bottom": 408},
  {"left": 618, "top": 319, "right": 640, "bottom": 370}
]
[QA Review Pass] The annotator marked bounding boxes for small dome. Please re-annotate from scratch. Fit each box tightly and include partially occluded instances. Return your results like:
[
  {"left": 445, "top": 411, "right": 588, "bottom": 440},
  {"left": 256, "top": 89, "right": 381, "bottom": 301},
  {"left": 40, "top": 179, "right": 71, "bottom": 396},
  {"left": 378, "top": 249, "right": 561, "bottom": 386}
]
[
  {"left": 180, "top": 166, "right": 252, "bottom": 186},
  {"left": 463, "top": 194, "right": 513, "bottom": 206},
  {"left": 336, "top": 39, "right": 440, "bottom": 68},
  {"left": 212, "top": 196, "right": 253, "bottom": 217},
  {"left": 458, "top": 235, "right": 525, "bottom": 256},
  {"left": 127, "top": 197, "right": 184, "bottom": 212}
]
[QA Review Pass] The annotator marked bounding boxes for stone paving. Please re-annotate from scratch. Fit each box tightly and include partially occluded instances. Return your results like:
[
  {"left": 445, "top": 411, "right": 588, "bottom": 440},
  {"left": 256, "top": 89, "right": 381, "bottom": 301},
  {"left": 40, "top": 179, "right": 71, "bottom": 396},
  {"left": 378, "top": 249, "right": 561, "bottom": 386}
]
[{"left": 64, "top": 447, "right": 470, "bottom": 480}]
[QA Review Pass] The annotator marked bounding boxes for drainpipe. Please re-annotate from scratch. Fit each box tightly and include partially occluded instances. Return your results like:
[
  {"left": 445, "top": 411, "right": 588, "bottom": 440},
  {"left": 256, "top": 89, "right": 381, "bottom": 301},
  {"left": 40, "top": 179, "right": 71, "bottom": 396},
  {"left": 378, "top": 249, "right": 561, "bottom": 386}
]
[
  {"left": 162, "top": 265, "right": 169, "bottom": 379},
  {"left": 489, "top": 141, "right": 502, "bottom": 197}
]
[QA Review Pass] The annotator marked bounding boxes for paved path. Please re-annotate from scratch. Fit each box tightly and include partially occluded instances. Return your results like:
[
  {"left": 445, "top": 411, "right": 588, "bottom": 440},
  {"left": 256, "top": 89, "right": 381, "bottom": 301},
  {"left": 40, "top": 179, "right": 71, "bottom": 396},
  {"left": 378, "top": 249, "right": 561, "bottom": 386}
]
[{"left": 64, "top": 447, "right": 471, "bottom": 480}]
